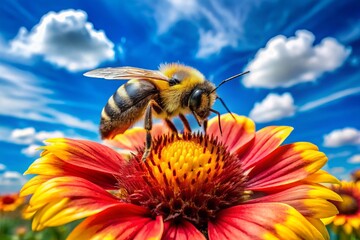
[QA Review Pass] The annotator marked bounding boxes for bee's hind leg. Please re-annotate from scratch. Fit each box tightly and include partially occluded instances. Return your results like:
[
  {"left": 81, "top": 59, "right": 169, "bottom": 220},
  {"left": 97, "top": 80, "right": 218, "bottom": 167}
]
[{"left": 142, "top": 102, "right": 154, "bottom": 162}]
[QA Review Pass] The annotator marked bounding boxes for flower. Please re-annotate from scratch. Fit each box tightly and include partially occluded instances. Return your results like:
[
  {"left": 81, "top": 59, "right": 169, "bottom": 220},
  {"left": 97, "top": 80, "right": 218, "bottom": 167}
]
[
  {"left": 21, "top": 113, "right": 341, "bottom": 239},
  {"left": 327, "top": 181, "right": 360, "bottom": 239},
  {"left": 352, "top": 170, "right": 360, "bottom": 182},
  {"left": 0, "top": 193, "right": 25, "bottom": 212}
]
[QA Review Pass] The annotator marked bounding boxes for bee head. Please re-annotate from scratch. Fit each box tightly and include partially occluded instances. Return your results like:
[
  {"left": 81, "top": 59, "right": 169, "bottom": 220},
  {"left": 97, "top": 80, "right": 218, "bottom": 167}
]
[{"left": 188, "top": 82, "right": 216, "bottom": 122}]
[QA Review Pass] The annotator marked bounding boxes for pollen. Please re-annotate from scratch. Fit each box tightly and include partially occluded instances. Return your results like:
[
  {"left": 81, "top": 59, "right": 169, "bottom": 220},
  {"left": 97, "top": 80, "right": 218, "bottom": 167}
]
[{"left": 148, "top": 134, "right": 224, "bottom": 193}]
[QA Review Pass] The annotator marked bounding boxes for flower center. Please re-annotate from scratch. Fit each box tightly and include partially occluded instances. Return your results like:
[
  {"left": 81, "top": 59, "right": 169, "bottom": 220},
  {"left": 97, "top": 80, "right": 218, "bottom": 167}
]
[
  {"left": 149, "top": 136, "right": 224, "bottom": 193},
  {"left": 118, "top": 133, "right": 250, "bottom": 230},
  {"left": 2, "top": 196, "right": 16, "bottom": 205},
  {"left": 336, "top": 194, "right": 359, "bottom": 215}
]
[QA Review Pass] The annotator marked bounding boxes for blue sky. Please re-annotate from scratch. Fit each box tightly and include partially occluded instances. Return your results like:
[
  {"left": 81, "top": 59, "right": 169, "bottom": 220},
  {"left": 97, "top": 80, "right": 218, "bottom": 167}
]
[{"left": 0, "top": 0, "right": 359, "bottom": 193}]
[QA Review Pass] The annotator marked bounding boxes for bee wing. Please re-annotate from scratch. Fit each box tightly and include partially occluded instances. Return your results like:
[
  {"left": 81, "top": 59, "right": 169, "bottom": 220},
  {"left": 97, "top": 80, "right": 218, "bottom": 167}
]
[{"left": 84, "top": 67, "right": 169, "bottom": 82}]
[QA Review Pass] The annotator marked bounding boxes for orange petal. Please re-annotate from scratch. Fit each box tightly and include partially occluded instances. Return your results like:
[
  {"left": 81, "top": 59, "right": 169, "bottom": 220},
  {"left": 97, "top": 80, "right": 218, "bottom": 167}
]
[
  {"left": 109, "top": 124, "right": 170, "bottom": 151},
  {"left": 208, "top": 202, "right": 327, "bottom": 240},
  {"left": 25, "top": 176, "right": 120, "bottom": 230},
  {"left": 68, "top": 204, "right": 163, "bottom": 240},
  {"left": 207, "top": 113, "right": 255, "bottom": 154},
  {"left": 246, "top": 142, "right": 327, "bottom": 191},
  {"left": 163, "top": 220, "right": 205, "bottom": 240},
  {"left": 240, "top": 126, "right": 293, "bottom": 171},
  {"left": 247, "top": 184, "right": 341, "bottom": 219}
]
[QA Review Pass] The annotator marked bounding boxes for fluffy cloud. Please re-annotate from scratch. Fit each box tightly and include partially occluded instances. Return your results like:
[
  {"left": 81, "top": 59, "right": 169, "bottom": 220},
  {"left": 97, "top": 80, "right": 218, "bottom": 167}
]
[
  {"left": 7, "top": 127, "right": 64, "bottom": 157},
  {"left": 249, "top": 93, "right": 296, "bottom": 123},
  {"left": 21, "top": 144, "right": 42, "bottom": 157},
  {"left": 10, "top": 127, "right": 36, "bottom": 144},
  {"left": 0, "top": 163, "right": 5, "bottom": 171},
  {"left": 10, "top": 9, "right": 115, "bottom": 71},
  {"left": 0, "top": 171, "right": 27, "bottom": 194},
  {"left": 243, "top": 30, "right": 351, "bottom": 88},
  {"left": 10, "top": 127, "right": 64, "bottom": 145},
  {"left": 348, "top": 154, "right": 360, "bottom": 164},
  {"left": 323, "top": 128, "right": 360, "bottom": 147}
]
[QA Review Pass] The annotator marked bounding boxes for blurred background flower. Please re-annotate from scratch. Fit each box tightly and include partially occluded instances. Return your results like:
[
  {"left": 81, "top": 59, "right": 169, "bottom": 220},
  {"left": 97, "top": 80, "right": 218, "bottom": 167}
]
[
  {"left": 327, "top": 181, "right": 360, "bottom": 240},
  {"left": 0, "top": 193, "right": 24, "bottom": 212}
]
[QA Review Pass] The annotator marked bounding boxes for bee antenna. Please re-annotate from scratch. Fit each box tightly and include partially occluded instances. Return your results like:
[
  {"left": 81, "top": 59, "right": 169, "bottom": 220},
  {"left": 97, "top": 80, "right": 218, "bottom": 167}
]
[
  {"left": 210, "top": 71, "right": 250, "bottom": 94},
  {"left": 216, "top": 97, "right": 235, "bottom": 120}
]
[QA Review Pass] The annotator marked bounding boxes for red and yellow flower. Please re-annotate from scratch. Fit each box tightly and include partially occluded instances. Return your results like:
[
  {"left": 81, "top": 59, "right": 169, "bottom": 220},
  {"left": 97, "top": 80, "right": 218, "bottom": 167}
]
[
  {"left": 0, "top": 193, "right": 25, "bottom": 212},
  {"left": 352, "top": 170, "right": 360, "bottom": 183},
  {"left": 21, "top": 114, "right": 341, "bottom": 239},
  {"left": 328, "top": 181, "right": 360, "bottom": 239}
]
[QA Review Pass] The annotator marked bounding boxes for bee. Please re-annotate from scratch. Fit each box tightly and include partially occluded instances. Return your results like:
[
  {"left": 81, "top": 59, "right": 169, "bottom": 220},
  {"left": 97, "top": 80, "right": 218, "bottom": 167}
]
[{"left": 84, "top": 63, "right": 248, "bottom": 160}]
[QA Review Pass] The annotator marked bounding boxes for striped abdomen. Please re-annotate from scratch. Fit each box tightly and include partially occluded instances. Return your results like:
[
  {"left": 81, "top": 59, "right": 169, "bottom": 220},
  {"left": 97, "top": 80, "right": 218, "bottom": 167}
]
[{"left": 100, "top": 79, "right": 158, "bottom": 139}]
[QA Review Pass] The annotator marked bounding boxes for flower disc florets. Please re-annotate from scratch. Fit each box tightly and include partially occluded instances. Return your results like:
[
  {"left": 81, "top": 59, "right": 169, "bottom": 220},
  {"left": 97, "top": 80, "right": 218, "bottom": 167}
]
[{"left": 117, "top": 133, "right": 249, "bottom": 229}]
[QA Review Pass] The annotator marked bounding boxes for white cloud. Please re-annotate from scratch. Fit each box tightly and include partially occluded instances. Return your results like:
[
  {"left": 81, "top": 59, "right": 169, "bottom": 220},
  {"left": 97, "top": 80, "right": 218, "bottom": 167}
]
[
  {"left": 34, "top": 130, "right": 64, "bottom": 142},
  {"left": 323, "top": 128, "right": 360, "bottom": 147},
  {"left": 10, "top": 127, "right": 36, "bottom": 144},
  {"left": 0, "top": 171, "right": 27, "bottom": 194},
  {"left": 21, "top": 144, "right": 42, "bottom": 157},
  {"left": 9, "top": 127, "right": 64, "bottom": 145},
  {"left": 154, "top": 0, "right": 198, "bottom": 34},
  {"left": 151, "top": 0, "right": 246, "bottom": 58},
  {"left": 7, "top": 127, "right": 64, "bottom": 157},
  {"left": 249, "top": 93, "right": 296, "bottom": 123},
  {"left": 329, "top": 166, "right": 346, "bottom": 175},
  {"left": 299, "top": 87, "right": 360, "bottom": 112},
  {"left": 10, "top": 9, "right": 115, "bottom": 72},
  {"left": 0, "top": 163, "right": 5, "bottom": 171},
  {"left": 348, "top": 154, "right": 360, "bottom": 164},
  {"left": 327, "top": 151, "right": 352, "bottom": 159},
  {"left": 0, "top": 63, "right": 97, "bottom": 131},
  {"left": 196, "top": 30, "right": 236, "bottom": 58},
  {"left": 243, "top": 30, "right": 351, "bottom": 88}
]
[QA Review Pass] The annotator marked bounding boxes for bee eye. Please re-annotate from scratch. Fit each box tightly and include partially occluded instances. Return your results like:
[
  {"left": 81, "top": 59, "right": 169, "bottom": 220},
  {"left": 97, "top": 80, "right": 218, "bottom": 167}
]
[{"left": 189, "top": 89, "right": 204, "bottom": 110}]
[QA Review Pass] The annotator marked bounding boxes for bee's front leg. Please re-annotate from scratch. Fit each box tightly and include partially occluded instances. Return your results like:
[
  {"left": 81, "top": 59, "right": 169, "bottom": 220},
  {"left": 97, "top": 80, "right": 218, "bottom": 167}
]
[
  {"left": 203, "top": 119, "right": 208, "bottom": 135},
  {"left": 179, "top": 113, "right": 191, "bottom": 133}
]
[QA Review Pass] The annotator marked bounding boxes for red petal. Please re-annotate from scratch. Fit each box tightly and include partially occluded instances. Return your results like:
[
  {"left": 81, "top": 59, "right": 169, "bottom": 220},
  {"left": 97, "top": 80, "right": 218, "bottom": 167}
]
[
  {"left": 46, "top": 138, "right": 125, "bottom": 174},
  {"left": 208, "top": 203, "right": 325, "bottom": 240},
  {"left": 246, "top": 142, "right": 327, "bottom": 191},
  {"left": 27, "top": 138, "right": 128, "bottom": 189},
  {"left": 68, "top": 204, "right": 163, "bottom": 240},
  {"left": 162, "top": 220, "right": 205, "bottom": 240},
  {"left": 207, "top": 113, "right": 255, "bottom": 153},
  {"left": 240, "top": 126, "right": 293, "bottom": 171}
]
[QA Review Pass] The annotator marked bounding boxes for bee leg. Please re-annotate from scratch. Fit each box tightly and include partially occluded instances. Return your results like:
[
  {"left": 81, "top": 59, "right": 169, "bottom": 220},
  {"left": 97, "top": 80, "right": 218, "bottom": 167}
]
[
  {"left": 142, "top": 102, "right": 154, "bottom": 162},
  {"left": 179, "top": 113, "right": 191, "bottom": 133},
  {"left": 164, "top": 119, "right": 178, "bottom": 133},
  {"left": 203, "top": 119, "right": 208, "bottom": 135},
  {"left": 210, "top": 108, "right": 222, "bottom": 136}
]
